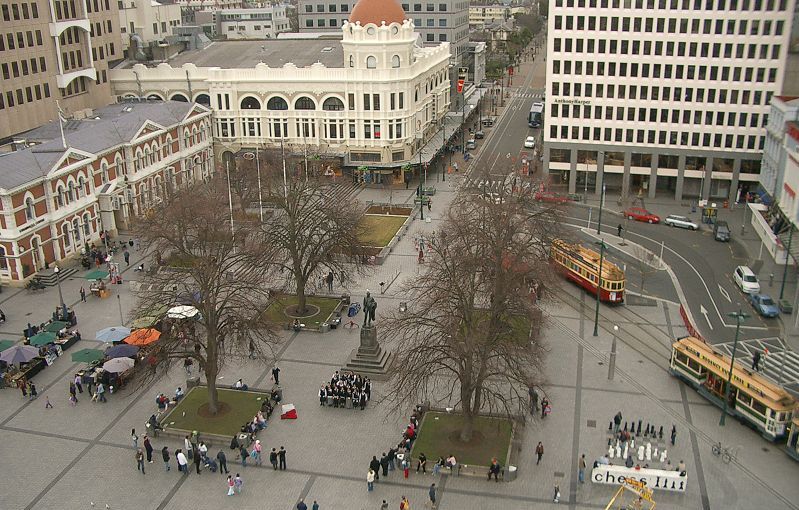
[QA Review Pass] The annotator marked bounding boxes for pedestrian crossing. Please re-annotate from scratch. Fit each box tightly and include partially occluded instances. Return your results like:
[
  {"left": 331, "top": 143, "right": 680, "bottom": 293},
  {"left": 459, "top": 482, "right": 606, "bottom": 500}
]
[{"left": 513, "top": 92, "right": 546, "bottom": 100}]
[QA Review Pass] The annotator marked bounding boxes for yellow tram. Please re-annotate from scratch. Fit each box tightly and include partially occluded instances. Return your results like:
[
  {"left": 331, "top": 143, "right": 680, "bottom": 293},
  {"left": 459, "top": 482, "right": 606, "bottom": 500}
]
[{"left": 670, "top": 336, "right": 797, "bottom": 442}]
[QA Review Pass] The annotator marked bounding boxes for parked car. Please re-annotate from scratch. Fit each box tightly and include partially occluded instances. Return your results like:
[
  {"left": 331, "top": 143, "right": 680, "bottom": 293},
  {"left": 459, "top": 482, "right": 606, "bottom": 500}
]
[
  {"left": 524, "top": 136, "right": 536, "bottom": 148},
  {"left": 664, "top": 214, "right": 698, "bottom": 230},
  {"left": 534, "top": 191, "right": 570, "bottom": 203},
  {"left": 749, "top": 293, "right": 780, "bottom": 318},
  {"left": 733, "top": 265, "right": 760, "bottom": 294},
  {"left": 482, "top": 118, "right": 495, "bottom": 127},
  {"left": 714, "top": 220, "right": 731, "bottom": 242},
  {"left": 466, "top": 138, "right": 476, "bottom": 150},
  {"left": 624, "top": 207, "right": 660, "bottom": 224},
  {"left": 474, "top": 130, "right": 485, "bottom": 139}
]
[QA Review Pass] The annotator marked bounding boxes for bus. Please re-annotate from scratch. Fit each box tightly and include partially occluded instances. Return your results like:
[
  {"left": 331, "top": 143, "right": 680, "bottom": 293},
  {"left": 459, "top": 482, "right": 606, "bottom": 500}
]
[
  {"left": 670, "top": 336, "right": 797, "bottom": 442},
  {"left": 528, "top": 102, "right": 544, "bottom": 128},
  {"left": 550, "top": 239, "right": 625, "bottom": 303}
]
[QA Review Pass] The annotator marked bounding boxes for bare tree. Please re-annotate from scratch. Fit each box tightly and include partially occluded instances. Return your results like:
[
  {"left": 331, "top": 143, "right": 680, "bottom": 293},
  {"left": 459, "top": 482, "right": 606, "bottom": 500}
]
[
  {"left": 382, "top": 188, "right": 561, "bottom": 441},
  {"left": 258, "top": 178, "right": 366, "bottom": 315},
  {"left": 631, "top": 244, "right": 659, "bottom": 294},
  {"left": 130, "top": 177, "right": 279, "bottom": 414}
]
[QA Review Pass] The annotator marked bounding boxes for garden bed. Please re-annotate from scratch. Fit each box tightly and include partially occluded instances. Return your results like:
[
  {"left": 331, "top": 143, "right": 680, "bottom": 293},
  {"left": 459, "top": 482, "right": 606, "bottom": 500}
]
[{"left": 264, "top": 294, "right": 345, "bottom": 331}]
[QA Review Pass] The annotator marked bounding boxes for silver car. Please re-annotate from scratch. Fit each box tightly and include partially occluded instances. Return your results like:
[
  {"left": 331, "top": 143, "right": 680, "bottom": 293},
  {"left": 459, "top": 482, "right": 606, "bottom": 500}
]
[{"left": 664, "top": 214, "right": 698, "bottom": 230}]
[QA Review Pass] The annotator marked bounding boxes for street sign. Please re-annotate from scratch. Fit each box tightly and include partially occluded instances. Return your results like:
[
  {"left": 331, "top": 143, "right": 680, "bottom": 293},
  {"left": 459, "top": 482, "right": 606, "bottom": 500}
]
[{"left": 457, "top": 79, "right": 465, "bottom": 93}]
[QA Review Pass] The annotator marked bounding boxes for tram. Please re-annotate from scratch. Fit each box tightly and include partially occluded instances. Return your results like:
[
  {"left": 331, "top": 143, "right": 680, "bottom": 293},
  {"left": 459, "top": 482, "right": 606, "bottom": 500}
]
[
  {"left": 670, "top": 336, "right": 797, "bottom": 442},
  {"left": 549, "top": 239, "right": 625, "bottom": 303}
]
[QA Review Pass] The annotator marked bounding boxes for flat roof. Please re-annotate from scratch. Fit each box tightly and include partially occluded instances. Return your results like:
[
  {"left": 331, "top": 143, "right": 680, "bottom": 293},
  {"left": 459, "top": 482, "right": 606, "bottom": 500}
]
[{"left": 169, "top": 39, "right": 344, "bottom": 69}]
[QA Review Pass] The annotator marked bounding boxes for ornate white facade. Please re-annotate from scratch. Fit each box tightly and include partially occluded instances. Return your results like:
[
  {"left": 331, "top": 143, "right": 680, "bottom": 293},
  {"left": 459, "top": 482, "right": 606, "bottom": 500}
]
[{"left": 109, "top": 18, "right": 452, "bottom": 170}]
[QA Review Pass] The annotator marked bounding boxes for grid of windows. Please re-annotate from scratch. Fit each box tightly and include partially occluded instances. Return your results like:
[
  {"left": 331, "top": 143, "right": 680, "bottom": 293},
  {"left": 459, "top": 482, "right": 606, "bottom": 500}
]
[{"left": 545, "top": 3, "right": 789, "bottom": 153}]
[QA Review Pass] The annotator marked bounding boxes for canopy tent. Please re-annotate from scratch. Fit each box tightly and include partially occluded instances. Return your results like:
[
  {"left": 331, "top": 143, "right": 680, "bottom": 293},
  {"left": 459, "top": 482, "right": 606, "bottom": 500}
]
[
  {"left": 85, "top": 269, "right": 110, "bottom": 280},
  {"left": 70, "top": 348, "right": 105, "bottom": 363},
  {"left": 0, "top": 339, "right": 15, "bottom": 352},
  {"left": 95, "top": 326, "right": 132, "bottom": 343},
  {"left": 28, "top": 331, "right": 56, "bottom": 346},
  {"left": 124, "top": 328, "right": 161, "bottom": 346},
  {"left": 102, "top": 356, "right": 134, "bottom": 373},
  {"left": 167, "top": 305, "right": 200, "bottom": 319},
  {"left": 45, "top": 321, "right": 69, "bottom": 333},
  {"left": 105, "top": 343, "right": 139, "bottom": 358},
  {"left": 0, "top": 345, "right": 40, "bottom": 364}
]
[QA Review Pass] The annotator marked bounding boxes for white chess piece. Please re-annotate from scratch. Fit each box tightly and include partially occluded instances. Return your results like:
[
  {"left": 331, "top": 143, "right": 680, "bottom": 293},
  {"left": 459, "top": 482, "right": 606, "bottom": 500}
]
[
  {"left": 623, "top": 444, "right": 629, "bottom": 460},
  {"left": 630, "top": 439, "right": 635, "bottom": 450},
  {"left": 660, "top": 449, "right": 668, "bottom": 463},
  {"left": 654, "top": 447, "right": 659, "bottom": 458},
  {"left": 637, "top": 445, "right": 645, "bottom": 461},
  {"left": 608, "top": 445, "right": 615, "bottom": 459},
  {"left": 645, "top": 442, "right": 652, "bottom": 461},
  {"left": 615, "top": 444, "right": 622, "bottom": 458}
]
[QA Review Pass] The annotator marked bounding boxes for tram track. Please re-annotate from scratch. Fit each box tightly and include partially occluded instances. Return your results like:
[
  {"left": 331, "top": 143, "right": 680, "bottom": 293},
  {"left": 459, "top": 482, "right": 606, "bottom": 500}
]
[{"left": 548, "top": 287, "right": 798, "bottom": 510}]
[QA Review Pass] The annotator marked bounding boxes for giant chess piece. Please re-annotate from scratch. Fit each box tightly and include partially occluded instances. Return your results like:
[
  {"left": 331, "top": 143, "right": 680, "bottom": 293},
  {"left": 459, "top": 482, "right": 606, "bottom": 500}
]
[
  {"left": 622, "top": 443, "right": 629, "bottom": 460},
  {"left": 609, "top": 421, "right": 614, "bottom": 431},
  {"left": 659, "top": 426, "right": 664, "bottom": 439},
  {"left": 637, "top": 420, "right": 642, "bottom": 436},
  {"left": 645, "top": 442, "right": 652, "bottom": 462},
  {"left": 608, "top": 444, "right": 615, "bottom": 459},
  {"left": 615, "top": 443, "right": 622, "bottom": 458},
  {"left": 660, "top": 449, "right": 668, "bottom": 463},
  {"left": 637, "top": 445, "right": 645, "bottom": 461},
  {"left": 624, "top": 421, "right": 628, "bottom": 432}
]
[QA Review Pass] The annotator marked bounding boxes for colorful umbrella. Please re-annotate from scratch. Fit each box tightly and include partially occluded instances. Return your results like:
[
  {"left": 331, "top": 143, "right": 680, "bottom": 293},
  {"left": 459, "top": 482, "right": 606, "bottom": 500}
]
[
  {"left": 85, "top": 269, "right": 110, "bottom": 280},
  {"left": 71, "top": 348, "right": 104, "bottom": 363},
  {"left": 102, "top": 356, "right": 134, "bottom": 373},
  {"left": 0, "top": 345, "right": 40, "bottom": 364},
  {"left": 29, "top": 331, "right": 56, "bottom": 346},
  {"left": 167, "top": 305, "right": 200, "bottom": 319},
  {"left": 95, "top": 326, "right": 132, "bottom": 343},
  {"left": 0, "top": 339, "right": 15, "bottom": 352},
  {"left": 130, "top": 316, "right": 159, "bottom": 329},
  {"left": 105, "top": 343, "right": 139, "bottom": 358},
  {"left": 124, "top": 328, "right": 161, "bottom": 346}
]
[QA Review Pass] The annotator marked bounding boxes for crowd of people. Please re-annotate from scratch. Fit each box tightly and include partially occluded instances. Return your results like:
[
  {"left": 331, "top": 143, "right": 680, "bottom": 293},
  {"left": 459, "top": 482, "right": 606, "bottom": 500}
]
[{"left": 317, "top": 370, "right": 372, "bottom": 409}]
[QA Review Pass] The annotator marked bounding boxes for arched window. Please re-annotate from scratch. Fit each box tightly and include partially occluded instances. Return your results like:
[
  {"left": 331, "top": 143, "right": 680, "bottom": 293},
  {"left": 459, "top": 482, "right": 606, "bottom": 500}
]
[
  {"left": 349, "top": 55, "right": 354, "bottom": 67},
  {"left": 152, "top": 143, "right": 160, "bottom": 162},
  {"left": 366, "top": 56, "right": 377, "bottom": 69},
  {"left": 144, "top": 147, "right": 151, "bottom": 167},
  {"left": 184, "top": 129, "right": 191, "bottom": 147},
  {"left": 322, "top": 97, "right": 345, "bottom": 111},
  {"left": 77, "top": 176, "right": 85, "bottom": 198},
  {"left": 241, "top": 96, "right": 261, "bottom": 110},
  {"left": 116, "top": 155, "right": 125, "bottom": 176},
  {"left": 0, "top": 246, "right": 7, "bottom": 270},
  {"left": 192, "top": 127, "right": 199, "bottom": 145},
  {"left": 82, "top": 212, "right": 91, "bottom": 237},
  {"left": 391, "top": 55, "right": 400, "bottom": 68},
  {"left": 267, "top": 97, "right": 288, "bottom": 110},
  {"left": 67, "top": 182, "right": 75, "bottom": 202},
  {"left": 170, "top": 93, "right": 188, "bottom": 102},
  {"left": 100, "top": 162, "right": 109, "bottom": 183},
  {"left": 56, "top": 185, "right": 64, "bottom": 208},
  {"left": 294, "top": 97, "right": 316, "bottom": 110},
  {"left": 24, "top": 197, "right": 35, "bottom": 221},
  {"left": 62, "top": 224, "right": 71, "bottom": 247},
  {"left": 72, "top": 218, "right": 81, "bottom": 241},
  {"left": 195, "top": 93, "right": 211, "bottom": 106},
  {"left": 146, "top": 94, "right": 163, "bottom": 101},
  {"left": 415, "top": 87, "right": 419, "bottom": 102},
  {"left": 165, "top": 137, "right": 173, "bottom": 156}
]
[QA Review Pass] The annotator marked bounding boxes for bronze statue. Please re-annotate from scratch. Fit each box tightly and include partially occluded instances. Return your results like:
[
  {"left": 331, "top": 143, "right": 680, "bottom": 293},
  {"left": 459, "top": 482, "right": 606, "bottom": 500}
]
[{"left": 363, "top": 291, "right": 377, "bottom": 327}]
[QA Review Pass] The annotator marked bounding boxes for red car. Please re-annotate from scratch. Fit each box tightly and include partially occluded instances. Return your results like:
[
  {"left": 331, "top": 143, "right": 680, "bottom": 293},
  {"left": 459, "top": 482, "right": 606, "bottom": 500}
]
[
  {"left": 624, "top": 207, "right": 660, "bottom": 223},
  {"left": 534, "top": 191, "right": 570, "bottom": 203}
]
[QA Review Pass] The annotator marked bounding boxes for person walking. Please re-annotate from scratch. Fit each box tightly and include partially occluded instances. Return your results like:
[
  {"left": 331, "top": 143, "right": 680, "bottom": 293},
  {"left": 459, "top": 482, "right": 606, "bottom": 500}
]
[
  {"left": 488, "top": 458, "right": 501, "bottom": 482},
  {"left": 79, "top": 287, "right": 86, "bottom": 302},
  {"left": 535, "top": 442, "right": 544, "bottom": 465},
  {"left": 162, "top": 446, "right": 171, "bottom": 471},
  {"left": 135, "top": 449, "right": 146, "bottom": 475},
  {"left": 670, "top": 425, "right": 677, "bottom": 446},
  {"left": 176, "top": 449, "right": 188, "bottom": 474},
  {"left": 541, "top": 397, "right": 550, "bottom": 419},
  {"left": 226, "top": 475, "right": 235, "bottom": 496},
  {"left": 124, "top": 250, "right": 130, "bottom": 266},
  {"left": 381, "top": 501, "right": 389, "bottom": 510},
  {"left": 69, "top": 382, "right": 78, "bottom": 404},
  {"left": 272, "top": 366, "right": 281, "bottom": 385},
  {"left": 297, "top": 499, "right": 307, "bottom": 510},
  {"left": 278, "top": 446, "right": 287, "bottom": 470},
  {"left": 312, "top": 501, "right": 319, "bottom": 510},
  {"left": 95, "top": 382, "right": 106, "bottom": 402},
  {"left": 617, "top": 224, "right": 623, "bottom": 238},
  {"left": 193, "top": 447, "right": 202, "bottom": 474},
  {"left": 217, "top": 450, "right": 229, "bottom": 474},
  {"left": 428, "top": 483, "right": 437, "bottom": 508},
  {"left": 143, "top": 435, "right": 154, "bottom": 463},
  {"left": 45, "top": 395, "right": 53, "bottom": 409},
  {"left": 239, "top": 445, "right": 248, "bottom": 467},
  {"left": 234, "top": 473, "right": 243, "bottom": 494},
  {"left": 28, "top": 382, "right": 37, "bottom": 401},
  {"left": 380, "top": 453, "right": 390, "bottom": 477},
  {"left": 400, "top": 496, "right": 410, "bottom": 510},
  {"left": 252, "top": 440, "right": 263, "bottom": 466},
  {"left": 326, "top": 271, "right": 334, "bottom": 292},
  {"left": 131, "top": 429, "right": 138, "bottom": 449},
  {"left": 369, "top": 456, "right": 381, "bottom": 481},
  {"left": 73, "top": 374, "right": 83, "bottom": 394},
  {"left": 367, "top": 469, "right": 375, "bottom": 491},
  {"left": 269, "top": 448, "right": 278, "bottom": 470},
  {"left": 578, "top": 454, "right": 586, "bottom": 483},
  {"left": 553, "top": 484, "right": 561, "bottom": 503}
]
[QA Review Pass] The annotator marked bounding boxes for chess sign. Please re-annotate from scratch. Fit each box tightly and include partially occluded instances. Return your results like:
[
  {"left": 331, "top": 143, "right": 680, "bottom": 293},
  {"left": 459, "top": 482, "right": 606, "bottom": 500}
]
[{"left": 591, "top": 465, "right": 687, "bottom": 493}]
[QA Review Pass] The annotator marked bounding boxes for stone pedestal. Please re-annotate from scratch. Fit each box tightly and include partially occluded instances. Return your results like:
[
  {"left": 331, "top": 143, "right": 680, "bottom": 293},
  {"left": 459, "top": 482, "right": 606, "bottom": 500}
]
[{"left": 343, "top": 325, "right": 392, "bottom": 380}]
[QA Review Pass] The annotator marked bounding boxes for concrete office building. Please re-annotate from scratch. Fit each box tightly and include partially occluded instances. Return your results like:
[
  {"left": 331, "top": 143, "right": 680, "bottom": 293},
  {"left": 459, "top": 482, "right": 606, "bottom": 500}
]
[
  {"left": 217, "top": 6, "right": 291, "bottom": 39},
  {"left": 762, "top": 95, "right": 799, "bottom": 198},
  {"left": 0, "top": 0, "right": 122, "bottom": 140},
  {"left": 118, "top": 0, "right": 182, "bottom": 56},
  {"left": 544, "top": 0, "right": 794, "bottom": 202},
  {"left": 299, "top": 0, "right": 468, "bottom": 58}
]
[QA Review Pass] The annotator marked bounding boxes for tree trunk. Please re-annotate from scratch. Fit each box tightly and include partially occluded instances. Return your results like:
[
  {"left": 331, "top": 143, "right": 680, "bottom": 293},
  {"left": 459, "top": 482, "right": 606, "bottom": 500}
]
[
  {"left": 204, "top": 334, "right": 219, "bottom": 414},
  {"left": 459, "top": 377, "right": 475, "bottom": 443},
  {"left": 296, "top": 277, "right": 307, "bottom": 314}
]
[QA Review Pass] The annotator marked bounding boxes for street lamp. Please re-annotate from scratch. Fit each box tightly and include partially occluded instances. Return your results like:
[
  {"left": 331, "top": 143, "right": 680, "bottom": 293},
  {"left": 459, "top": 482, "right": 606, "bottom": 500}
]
[
  {"left": 596, "top": 181, "right": 606, "bottom": 235},
  {"left": 779, "top": 226, "right": 793, "bottom": 300},
  {"left": 53, "top": 265, "right": 66, "bottom": 320},
  {"left": 593, "top": 239, "right": 607, "bottom": 337},
  {"left": 608, "top": 325, "right": 618, "bottom": 380},
  {"left": 242, "top": 149, "right": 264, "bottom": 223},
  {"left": 720, "top": 309, "right": 750, "bottom": 426}
]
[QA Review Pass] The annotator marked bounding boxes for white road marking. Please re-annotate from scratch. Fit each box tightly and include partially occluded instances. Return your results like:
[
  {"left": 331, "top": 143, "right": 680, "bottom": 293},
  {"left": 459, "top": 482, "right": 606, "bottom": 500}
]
[
  {"left": 700, "top": 305, "right": 713, "bottom": 330},
  {"left": 718, "top": 284, "right": 732, "bottom": 303}
]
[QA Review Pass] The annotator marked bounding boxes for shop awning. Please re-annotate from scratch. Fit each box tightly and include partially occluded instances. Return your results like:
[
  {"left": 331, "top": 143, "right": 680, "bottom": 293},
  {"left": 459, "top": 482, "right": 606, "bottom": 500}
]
[{"left": 415, "top": 87, "right": 488, "bottom": 165}]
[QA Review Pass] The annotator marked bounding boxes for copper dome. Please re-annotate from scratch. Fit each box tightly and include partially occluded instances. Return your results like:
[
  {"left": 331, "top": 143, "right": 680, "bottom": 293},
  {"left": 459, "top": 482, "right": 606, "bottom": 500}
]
[{"left": 349, "top": 0, "right": 406, "bottom": 26}]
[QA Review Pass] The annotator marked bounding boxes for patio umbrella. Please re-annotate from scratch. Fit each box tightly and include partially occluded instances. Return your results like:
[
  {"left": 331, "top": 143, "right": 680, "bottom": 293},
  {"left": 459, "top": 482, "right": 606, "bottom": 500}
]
[
  {"left": 105, "top": 343, "right": 139, "bottom": 358},
  {"left": 167, "top": 305, "right": 200, "bottom": 319},
  {"left": 71, "top": 348, "right": 105, "bottom": 363},
  {"left": 0, "top": 339, "right": 15, "bottom": 352},
  {"left": 29, "top": 331, "right": 56, "bottom": 346},
  {"left": 85, "top": 269, "right": 110, "bottom": 280},
  {"left": 45, "top": 321, "right": 69, "bottom": 333},
  {"left": 124, "top": 328, "right": 161, "bottom": 346},
  {"left": 102, "top": 356, "right": 134, "bottom": 373},
  {"left": 130, "top": 316, "right": 159, "bottom": 329},
  {"left": 0, "top": 344, "right": 40, "bottom": 364},
  {"left": 95, "top": 326, "right": 132, "bottom": 343}
]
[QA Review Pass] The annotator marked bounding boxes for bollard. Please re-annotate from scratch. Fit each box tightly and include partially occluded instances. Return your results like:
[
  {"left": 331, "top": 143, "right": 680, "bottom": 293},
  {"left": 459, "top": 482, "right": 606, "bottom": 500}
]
[{"left": 770, "top": 273, "right": 775, "bottom": 287}]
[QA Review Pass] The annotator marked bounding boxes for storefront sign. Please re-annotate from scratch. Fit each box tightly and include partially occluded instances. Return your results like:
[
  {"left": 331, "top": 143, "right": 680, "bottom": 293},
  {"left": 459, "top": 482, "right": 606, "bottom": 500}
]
[
  {"left": 591, "top": 465, "right": 687, "bottom": 492},
  {"left": 554, "top": 98, "right": 592, "bottom": 105}
]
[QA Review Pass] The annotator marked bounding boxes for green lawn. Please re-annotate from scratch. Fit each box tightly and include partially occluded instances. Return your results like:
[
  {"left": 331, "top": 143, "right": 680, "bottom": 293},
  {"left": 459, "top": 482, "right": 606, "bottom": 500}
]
[
  {"left": 411, "top": 412, "right": 513, "bottom": 467},
  {"left": 357, "top": 215, "right": 408, "bottom": 248},
  {"left": 161, "top": 387, "right": 265, "bottom": 437},
  {"left": 264, "top": 294, "right": 342, "bottom": 325}
]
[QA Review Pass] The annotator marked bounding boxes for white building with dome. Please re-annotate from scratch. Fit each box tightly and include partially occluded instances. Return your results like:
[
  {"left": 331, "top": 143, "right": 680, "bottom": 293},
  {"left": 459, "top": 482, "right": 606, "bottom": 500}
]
[{"left": 109, "top": 0, "right": 452, "bottom": 184}]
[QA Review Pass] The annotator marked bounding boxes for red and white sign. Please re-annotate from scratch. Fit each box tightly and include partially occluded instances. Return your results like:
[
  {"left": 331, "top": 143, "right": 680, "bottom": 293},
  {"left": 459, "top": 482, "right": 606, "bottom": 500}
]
[{"left": 457, "top": 79, "right": 465, "bottom": 94}]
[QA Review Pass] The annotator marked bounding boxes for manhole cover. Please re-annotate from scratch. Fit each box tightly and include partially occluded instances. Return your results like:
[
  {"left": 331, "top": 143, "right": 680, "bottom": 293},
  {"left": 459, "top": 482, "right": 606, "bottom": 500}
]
[
  {"left": 587, "top": 420, "right": 597, "bottom": 428},
  {"left": 554, "top": 472, "right": 565, "bottom": 478}
]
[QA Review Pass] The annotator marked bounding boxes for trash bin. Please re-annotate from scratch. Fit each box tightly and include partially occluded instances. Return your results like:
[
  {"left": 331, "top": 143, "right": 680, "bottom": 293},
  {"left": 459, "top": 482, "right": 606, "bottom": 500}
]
[
  {"left": 186, "top": 376, "right": 200, "bottom": 389},
  {"left": 505, "top": 465, "right": 518, "bottom": 482}
]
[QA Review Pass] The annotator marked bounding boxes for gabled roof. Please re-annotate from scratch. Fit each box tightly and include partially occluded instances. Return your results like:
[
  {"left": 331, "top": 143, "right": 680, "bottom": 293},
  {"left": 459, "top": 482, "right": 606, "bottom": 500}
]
[{"left": 0, "top": 101, "right": 208, "bottom": 192}]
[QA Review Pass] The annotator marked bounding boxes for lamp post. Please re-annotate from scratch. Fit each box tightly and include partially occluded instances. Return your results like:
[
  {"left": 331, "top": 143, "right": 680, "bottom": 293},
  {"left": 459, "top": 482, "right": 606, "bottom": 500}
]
[
  {"left": 225, "top": 159, "right": 235, "bottom": 244},
  {"left": 442, "top": 121, "right": 447, "bottom": 182},
  {"left": 596, "top": 181, "right": 606, "bottom": 235},
  {"left": 53, "top": 265, "right": 66, "bottom": 320},
  {"left": 117, "top": 294, "right": 124, "bottom": 325},
  {"left": 593, "top": 239, "right": 607, "bottom": 337},
  {"left": 243, "top": 149, "right": 264, "bottom": 223},
  {"left": 779, "top": 226, "right": 794, "bottom": 300},
  {"left": 608, "top": 325, "right": 618, "bottom": 380},
  {"left": 279, "top": 137, "right": 288, "bottom": 199},
  {"left": 720, "top": 309, "right": 750, "bottom": 426}
]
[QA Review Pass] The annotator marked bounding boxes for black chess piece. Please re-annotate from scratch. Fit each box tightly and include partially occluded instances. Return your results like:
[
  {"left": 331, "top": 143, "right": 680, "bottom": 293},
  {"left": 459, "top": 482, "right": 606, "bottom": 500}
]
[
  {"left": 608, "top": 437, "right": 613, "bottom": 446},
  {"left": 609, "top": 421, "right": 613, "bottom": 431},
  {"left": 624, "top": 422, "right": 628, "bottom": 432},
  {"left": 637, "top": 420, "right": 642, "bottom": 435},
  {"left": 659, "top": 426, "right": 663, "bottom": 439}
]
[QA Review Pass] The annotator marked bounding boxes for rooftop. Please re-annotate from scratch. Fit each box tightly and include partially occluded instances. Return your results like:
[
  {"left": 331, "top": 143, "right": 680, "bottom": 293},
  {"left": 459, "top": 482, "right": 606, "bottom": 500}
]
[
  {"left": 168, "top": 39, "right": 344, "bottom": 69},
  {"left": 0, "top": 101, "right": 199, "bottom": 191}
]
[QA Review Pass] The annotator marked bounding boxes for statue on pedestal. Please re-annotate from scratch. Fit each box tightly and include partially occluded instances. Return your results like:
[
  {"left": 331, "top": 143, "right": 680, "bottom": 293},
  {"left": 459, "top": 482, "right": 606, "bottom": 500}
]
[{"left": 363, "top": 291, "right": 377, "bottom": 327}]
